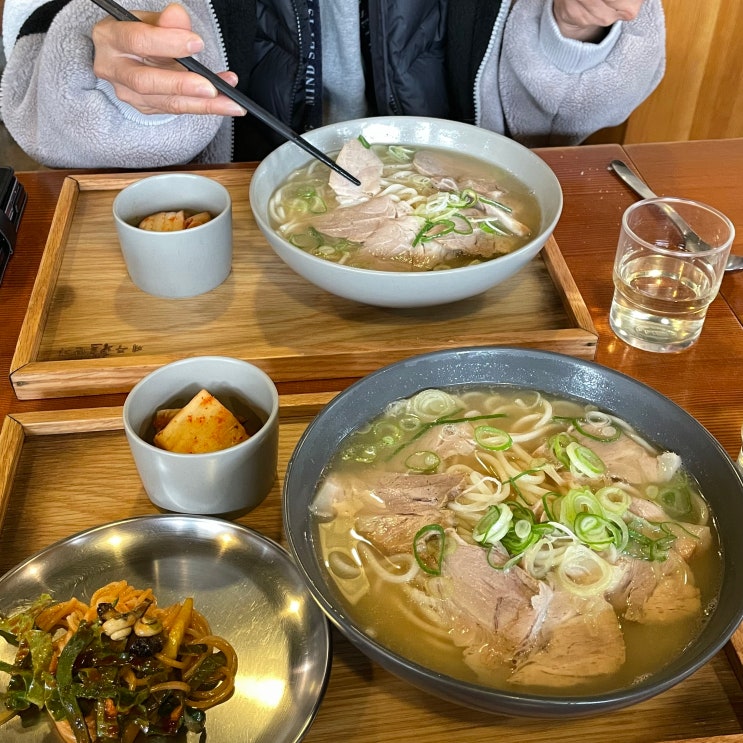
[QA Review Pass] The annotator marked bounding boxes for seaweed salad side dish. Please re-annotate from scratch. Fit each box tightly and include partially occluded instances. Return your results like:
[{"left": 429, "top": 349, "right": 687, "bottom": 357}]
[{"left": 0, "top": 581, "right": 237, "bottom": 742}]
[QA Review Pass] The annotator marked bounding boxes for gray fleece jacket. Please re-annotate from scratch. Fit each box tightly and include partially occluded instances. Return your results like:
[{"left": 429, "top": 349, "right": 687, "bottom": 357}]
[{"left": 0, "top": 0, "right": 665, "bottom": 169}]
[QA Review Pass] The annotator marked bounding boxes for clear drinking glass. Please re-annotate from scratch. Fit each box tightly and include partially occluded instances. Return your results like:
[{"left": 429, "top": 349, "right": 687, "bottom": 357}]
[{"left": 609, "top": 196, "right": 734, "bottom": 353}]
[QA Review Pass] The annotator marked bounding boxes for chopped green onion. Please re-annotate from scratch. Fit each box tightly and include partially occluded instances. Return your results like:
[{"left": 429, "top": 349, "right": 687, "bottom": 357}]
[
  {"left": 555, "top": 545, "right": 616, "bottom": 596},
  {"left": 289, "top": 186, "right": 327, "bottom": 214},
  {"left": 501, "top": 505, "right": 552, "bottom": 557},
  {"left": 657, "top": 484, "right": 693, "bottom": 519},
  {"left": 566, "top": 442, "right": 605, "bottom": 477},
  {"left": 596, "top": 485, "right": 631, "bottom": 515},
  {"left": 413, "top": 219, "right": 458, "bottom": 244},
  {"left": 412, "top": 220, "right": 433, "bottom": 247},
  {"left": 557, "top": 486, "right": 628, "bottom": 551},
  {"left": 451, "top": 214, "right": 474, "bottom": 235},
  {"left": 409, "top": 390, "right": 459, "bottom": 420},
  {"left": 506, "top": 467, "right": 544, "bottom": 504},
  {"left": 340, "top": 443, "right": 378, "bottom": 464},
  {"left": 426, "top": 219, "right": 456, "bottom": 239},
  {"left": 475, "top": 425, "right": 513, "bottom": 451},
  {"left": 541, "top": 492, "right": 560, "bottom": 522},
  {"left": 461, "top": 189, "right": 478, "bottom": 207},
  {"left": 473, "top": 504, "right": 513, "bottom": 546},
  {"left": 413, "top": 524, "right": 446, "bottom": 575},
  {"left": 398, "top": 415, "right": 421, "bottom": 432},
  {"left": 307, "top": 196, "right": 327, "bottom": 214},
  {"left": 573, "top": 512, "right": 617, "bottom": 551},
  {"left": 479, "top": 196, "right": 513, "bottom": 213},
  {"left": 650, "top": 534, "right": 677, "bottom": 561},
  {"left": 373, "top": 421, "right": 401, "bottom": 447},
  {"left": 290, "top": 228, "right": 323, "bottom": 250},
  {"left": 479, "top": 219, "right": 513, "bottom": 237},
  {"left": 607, "top": 512, "right": 630, "bottom": 552},
  {"left": 357, "top": 135, "right": 371, "bottom": 149},
  {"left": 404, "top": 450, "right": 441, "bottom": 473},
  {"left": 572, "top": 416, "right": 621, "bottom": 442},
  {"left": 549, "top": 432, "right": 574, "bottom": 467},
  {"left": 388, "top": 145, "right": 413, "bottom": 161},
  {"left": 387, "top": 411, "right": 506, "bottom": 460},
  {"left": 626, "top": 524, "right": 677, "bottom": 562},
  {"left": 558, "top": 487, "right": 603, "bottom": 526}
]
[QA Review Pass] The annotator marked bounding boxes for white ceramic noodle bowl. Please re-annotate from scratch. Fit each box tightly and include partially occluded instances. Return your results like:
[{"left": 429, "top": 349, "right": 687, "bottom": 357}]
[{"left": 249, "top": 117, "right": 563, "bottom": 308}]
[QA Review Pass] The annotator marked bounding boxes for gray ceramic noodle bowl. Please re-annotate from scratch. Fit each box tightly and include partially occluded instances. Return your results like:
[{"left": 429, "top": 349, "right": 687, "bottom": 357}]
[
  {"left": 249, "top": 117, "right": 563, "bottom": 308},
  {"left": 282, "top": 347, "right": 743, "bottom": 717}
]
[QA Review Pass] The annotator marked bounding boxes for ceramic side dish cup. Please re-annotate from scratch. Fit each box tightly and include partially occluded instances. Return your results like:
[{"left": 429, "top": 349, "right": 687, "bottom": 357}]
[
  {"left": 283, "top": 346, "right": 743, "bottom": 718},
  {"left": 249, "top": 116, "right": 563, "bottom": 308},
  {"left": 113, "top": 173, "right": 233, "bottom": 298},
  {"left": 123, "top": 356, "right": 279, "bottom": 514}
]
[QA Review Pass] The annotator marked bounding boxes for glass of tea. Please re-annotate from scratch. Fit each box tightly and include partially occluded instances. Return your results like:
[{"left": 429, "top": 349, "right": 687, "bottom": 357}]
[{"left": 609, "top": 196, "right": 734, "bottom": 353}]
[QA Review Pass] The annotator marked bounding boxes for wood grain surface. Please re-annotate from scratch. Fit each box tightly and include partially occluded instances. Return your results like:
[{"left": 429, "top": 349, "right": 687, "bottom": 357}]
[
  {"left": 9, "top": 169, "right": 595, "bottom": 400},
  {"left": 586, "top": 1, "right": 743, "bottom": 145},
  {"left": 3, "top": 141, "right": 743, "bottom": 741},
  {"left": 2, "top": 404, "right": 743, "bottom": 743}
]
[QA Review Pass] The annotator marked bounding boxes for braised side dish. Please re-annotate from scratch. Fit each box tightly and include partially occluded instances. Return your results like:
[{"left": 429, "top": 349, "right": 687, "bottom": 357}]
[
  {"left": 137, "top": 210, "right": 212, "bottom": 232},
  {"left": 268, "top": 137, "right": 540, "bottom": 272},
  {"left": 311, "top": 387, "right": 720, "bottom": 694},
  {"left": 0, "top": 581, "right": 237, "bottom": 741},
  {"left": 153, "top": 389, "right": 250, "bottom": 454}
]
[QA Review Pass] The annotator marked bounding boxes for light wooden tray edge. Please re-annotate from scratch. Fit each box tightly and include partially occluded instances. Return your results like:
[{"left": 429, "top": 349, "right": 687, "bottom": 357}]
[
  {"left": 10, "top": 170, "right": 251, "bottom": 393},
  {"left": 5, "top": 389, "right": 337, "bottom": 436},
  {"left": 9, "top": 329, "right": 598, "bottom": 401},
  {"left": 0, "top": 388, "right": 337, "bottom": 545},
  {"left": 9, "top": 173, "right": 597, "bottom": 401}
]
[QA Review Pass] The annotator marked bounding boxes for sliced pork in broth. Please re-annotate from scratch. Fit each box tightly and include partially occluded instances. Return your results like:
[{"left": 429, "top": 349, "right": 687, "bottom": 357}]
[
  {"left": 311, "top": 388, "right": 720, "bottom": 694},
  {"left": 269, "top": 138, "right": 540, "bottom": 272}
]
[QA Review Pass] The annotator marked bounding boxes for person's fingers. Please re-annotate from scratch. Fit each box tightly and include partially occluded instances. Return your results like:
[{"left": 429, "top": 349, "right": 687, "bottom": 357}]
[
  {"left": 553, "top": 0, "right": 643, "bottom": 31},
  {"left": 605, "top": 0, "right": 644, "bottom": 22},
  {"left": 110, "top": 63, "right": 244, "bottom": 115},
  {"left": 92, "top": 7, "right": 243, "bottom": 114},
  {"left": 93, "top": 14, "right": 204, "bottom": 61}
]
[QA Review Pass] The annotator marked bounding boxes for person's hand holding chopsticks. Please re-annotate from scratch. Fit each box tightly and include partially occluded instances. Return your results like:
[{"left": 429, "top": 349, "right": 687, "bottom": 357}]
[{"left": 92, "top": 3, "right": 246, "bottom": 117}]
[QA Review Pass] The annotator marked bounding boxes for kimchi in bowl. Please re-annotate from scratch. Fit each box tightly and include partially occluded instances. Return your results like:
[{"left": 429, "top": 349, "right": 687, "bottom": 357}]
[
  {"left": 282, "top": 347, "right": 743, "bottom": 717},
  {"left": 249, "top": 117, "right": 562, "bottom": 308}
]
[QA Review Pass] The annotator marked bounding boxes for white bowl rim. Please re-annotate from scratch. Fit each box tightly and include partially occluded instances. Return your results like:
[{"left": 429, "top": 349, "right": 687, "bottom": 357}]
[{"left": 250, "top": 116, "right": 564, "bottom": 279}]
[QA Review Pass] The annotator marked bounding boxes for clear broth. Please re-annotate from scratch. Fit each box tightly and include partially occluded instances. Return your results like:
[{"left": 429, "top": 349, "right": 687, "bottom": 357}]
[
  {"left": 269, "top": 145, "right": 542, "bottom": 272},
  {"left": 311, "top": 386, "right": 721, "bottom": 696}
]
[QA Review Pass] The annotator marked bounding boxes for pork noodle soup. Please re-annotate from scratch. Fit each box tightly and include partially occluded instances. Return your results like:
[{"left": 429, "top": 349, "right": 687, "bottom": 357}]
[
  {"left": 268, "top": 138, "right": 541, "bottom": 272},
  {"left": 310, "top": 387, "right": 721, "bottom": 695}
]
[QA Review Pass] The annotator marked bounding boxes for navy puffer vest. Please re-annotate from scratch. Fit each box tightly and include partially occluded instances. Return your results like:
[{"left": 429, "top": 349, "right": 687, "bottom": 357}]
[{"left": 210, "top": 0, "right": 503, "bottom": 161}]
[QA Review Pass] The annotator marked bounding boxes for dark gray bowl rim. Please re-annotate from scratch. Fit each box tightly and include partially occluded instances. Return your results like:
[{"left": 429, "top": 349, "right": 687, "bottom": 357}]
[{"left": 283, "top": 346, "right": 743, "bottom": 716}]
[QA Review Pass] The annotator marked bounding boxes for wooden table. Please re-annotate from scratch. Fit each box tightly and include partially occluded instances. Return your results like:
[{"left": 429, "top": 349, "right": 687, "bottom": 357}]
[{"left": 2, "top": 141, "right": 743, "bottom": 742}]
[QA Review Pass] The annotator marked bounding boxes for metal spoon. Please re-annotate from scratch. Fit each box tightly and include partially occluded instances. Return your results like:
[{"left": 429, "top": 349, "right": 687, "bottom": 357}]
[{"left": 609, "top": 159, "right": 742, "bottom": 272}]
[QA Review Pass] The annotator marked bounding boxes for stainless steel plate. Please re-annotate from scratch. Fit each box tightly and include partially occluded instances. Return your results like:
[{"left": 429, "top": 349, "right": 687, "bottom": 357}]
[{"left": 0, "top": 515, "right": 331, "bottom": 742}]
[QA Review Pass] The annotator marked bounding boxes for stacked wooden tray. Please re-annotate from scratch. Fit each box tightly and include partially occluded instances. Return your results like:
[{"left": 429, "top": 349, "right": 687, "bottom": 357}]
[
  {"left": 2, "top": 400, "right": 743, "bottom": 742},
  {"left": 6, "top": 166, "right": 743, "bottom": 742},
  {"left": 9, "top": 169, "right": 596, "bottom": 400}
]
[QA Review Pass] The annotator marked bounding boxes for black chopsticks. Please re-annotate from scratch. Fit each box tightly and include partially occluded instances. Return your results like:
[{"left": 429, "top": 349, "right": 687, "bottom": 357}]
[{"left": 89, "top": 0, "right": 361, "bottom": 185}]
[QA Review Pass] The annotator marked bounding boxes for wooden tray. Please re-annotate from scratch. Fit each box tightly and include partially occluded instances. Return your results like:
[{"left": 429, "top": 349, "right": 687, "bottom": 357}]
[
  {"left": 2, "top": 403, "right": 743, "bottom": 743},
  {"left": 9, "top": 169, "right": 596, "bottom": 400}
]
